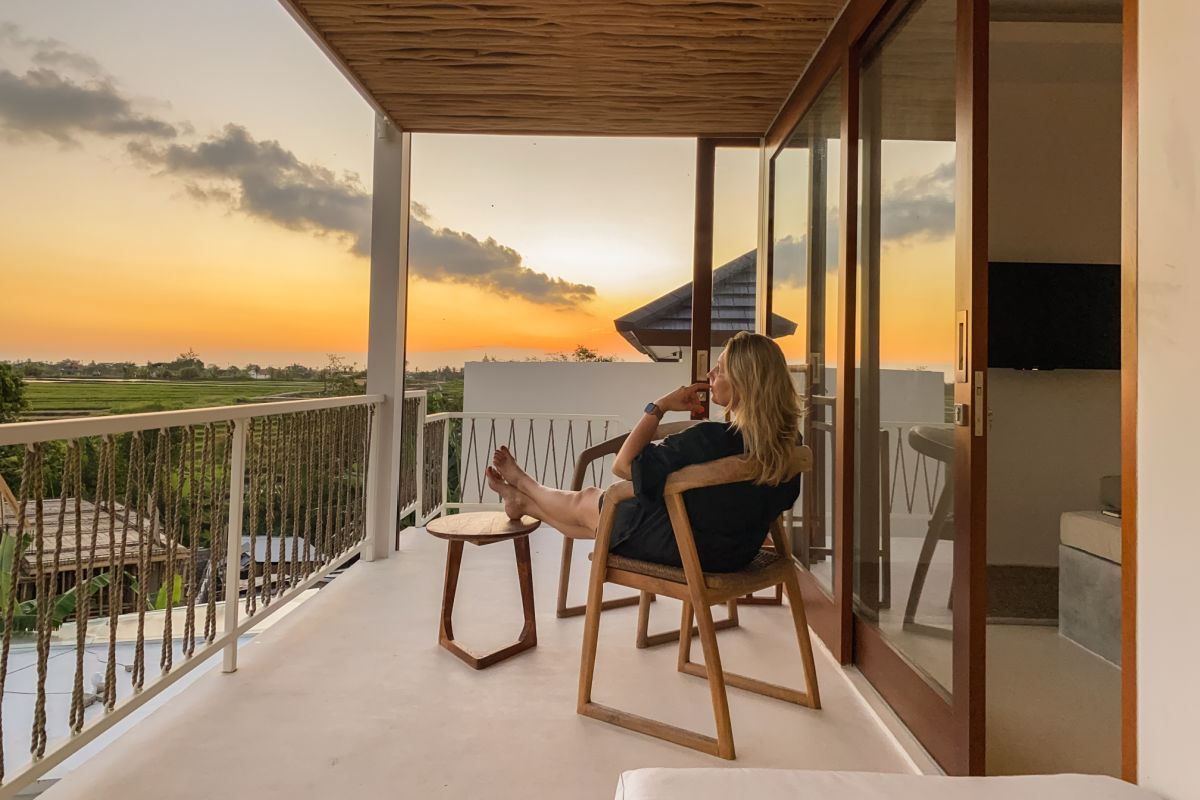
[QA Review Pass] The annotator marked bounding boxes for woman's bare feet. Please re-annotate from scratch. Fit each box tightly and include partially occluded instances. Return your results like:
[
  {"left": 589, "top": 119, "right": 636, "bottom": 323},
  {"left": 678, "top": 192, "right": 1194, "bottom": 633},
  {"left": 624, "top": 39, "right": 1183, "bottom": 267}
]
[
  {"left": 492, "top": 446, "right": 531, "bottom": 490},
  {"left": 485, "top": 466, "right": 527, "bottom": 521}
]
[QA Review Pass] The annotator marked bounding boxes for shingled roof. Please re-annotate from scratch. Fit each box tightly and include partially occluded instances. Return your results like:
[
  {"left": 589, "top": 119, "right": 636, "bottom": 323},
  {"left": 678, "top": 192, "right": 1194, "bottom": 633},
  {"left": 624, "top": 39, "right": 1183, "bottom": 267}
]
[{"left": 614, "top": 250, "right": 797, "bottom": 362}]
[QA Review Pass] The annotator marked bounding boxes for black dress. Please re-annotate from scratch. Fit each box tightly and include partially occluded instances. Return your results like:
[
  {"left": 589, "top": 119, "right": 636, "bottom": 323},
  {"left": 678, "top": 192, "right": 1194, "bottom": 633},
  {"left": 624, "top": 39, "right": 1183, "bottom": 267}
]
[{"left": 608, "top": 422, "right": 801, "bottom": 573}]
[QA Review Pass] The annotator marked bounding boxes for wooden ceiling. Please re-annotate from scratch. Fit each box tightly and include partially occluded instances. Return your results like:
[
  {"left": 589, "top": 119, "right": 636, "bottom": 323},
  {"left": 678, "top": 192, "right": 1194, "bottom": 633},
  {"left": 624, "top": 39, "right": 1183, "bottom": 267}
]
[{"left": 281, "top": 1, "right": 847, "bottom": 137}]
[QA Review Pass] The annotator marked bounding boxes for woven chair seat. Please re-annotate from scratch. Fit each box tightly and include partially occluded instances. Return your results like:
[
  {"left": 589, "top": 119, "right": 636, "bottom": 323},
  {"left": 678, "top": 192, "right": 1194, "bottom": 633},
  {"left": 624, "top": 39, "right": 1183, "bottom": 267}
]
[{"left": 606, "top": 549, "right": 788, "bottom": 594}]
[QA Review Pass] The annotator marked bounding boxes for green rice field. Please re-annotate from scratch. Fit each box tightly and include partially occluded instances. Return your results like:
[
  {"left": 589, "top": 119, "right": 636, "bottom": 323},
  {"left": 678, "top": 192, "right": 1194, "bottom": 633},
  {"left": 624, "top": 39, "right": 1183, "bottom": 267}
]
[{"left": 23, "top": 380, "right": 326, "bottom": 418}]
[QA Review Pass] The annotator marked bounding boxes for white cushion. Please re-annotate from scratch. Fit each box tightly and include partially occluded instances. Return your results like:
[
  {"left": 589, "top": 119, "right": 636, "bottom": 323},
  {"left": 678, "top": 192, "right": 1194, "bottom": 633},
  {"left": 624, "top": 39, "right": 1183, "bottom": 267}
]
[
  {"left": 614, "top": 769, "right": 1158, "bottom": 800},
  {"left": 1060, "top": 510, "right": 1122, "bottom": 564}
]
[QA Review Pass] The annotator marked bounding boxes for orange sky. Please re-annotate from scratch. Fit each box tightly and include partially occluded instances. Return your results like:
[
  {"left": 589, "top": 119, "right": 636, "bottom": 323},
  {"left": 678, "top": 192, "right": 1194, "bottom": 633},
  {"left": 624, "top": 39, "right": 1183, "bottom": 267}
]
[{"left": 0, "top": 3, "right": 958, "bottom": 371}]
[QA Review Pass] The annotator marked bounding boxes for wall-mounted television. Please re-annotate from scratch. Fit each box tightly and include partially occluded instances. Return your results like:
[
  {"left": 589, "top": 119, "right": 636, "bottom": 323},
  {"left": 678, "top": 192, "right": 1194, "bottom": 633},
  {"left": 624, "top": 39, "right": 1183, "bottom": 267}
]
[{"left": 988, "top": 261, "right": 1120, "bottom": 370}]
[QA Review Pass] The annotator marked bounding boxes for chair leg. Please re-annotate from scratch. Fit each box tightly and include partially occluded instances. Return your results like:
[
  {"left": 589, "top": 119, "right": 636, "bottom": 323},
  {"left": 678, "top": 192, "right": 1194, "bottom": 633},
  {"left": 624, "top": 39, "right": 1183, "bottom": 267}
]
[
  {"left": 677, "top": 600, "right": 694, "bottom": 672},
  {"left": 782, "top": 569, "right": 821, "bottom": 709},
  {"left": 739, "top": 583, "right": 783, "bottom": 605},
  {"left": 576, "top": 552, "right": 607, "bottom": 712},
  {"left": 556, "top": 536, "right": 574, "bottom": 617},
  {"left": 690, "top": 594, "right": 735, "bottom": 759},
  {"left": 904, "top": 486, "right": 952, "bottom": 624},
  {"left": 558, "top": 536, "right": 643, "bottom": 618},
  {"left": 637, "top": 597, "right": 738, "bottom": 649}
]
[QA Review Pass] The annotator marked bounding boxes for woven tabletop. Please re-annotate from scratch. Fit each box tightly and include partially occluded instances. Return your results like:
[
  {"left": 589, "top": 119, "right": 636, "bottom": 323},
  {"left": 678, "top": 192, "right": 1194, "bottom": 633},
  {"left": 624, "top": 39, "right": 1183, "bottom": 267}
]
[{"left": 426, "top": 512, "right": 541, "bottom": 544}]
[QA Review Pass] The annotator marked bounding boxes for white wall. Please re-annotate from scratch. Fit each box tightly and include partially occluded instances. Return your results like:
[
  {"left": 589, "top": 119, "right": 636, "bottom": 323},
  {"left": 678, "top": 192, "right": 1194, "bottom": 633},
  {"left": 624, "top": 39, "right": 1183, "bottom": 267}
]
[
  {"left": 1137, "top": 3, "right": 1200, "bottom": 796},
  {"left": 464, "top": 361, "right": 693, "bottom": 435},
  {"left": 987, "top": 21, "right": 1122, "bottom": 566},
  {"left": 987, "top": 370, "right": 1121, "bottom": 565}
]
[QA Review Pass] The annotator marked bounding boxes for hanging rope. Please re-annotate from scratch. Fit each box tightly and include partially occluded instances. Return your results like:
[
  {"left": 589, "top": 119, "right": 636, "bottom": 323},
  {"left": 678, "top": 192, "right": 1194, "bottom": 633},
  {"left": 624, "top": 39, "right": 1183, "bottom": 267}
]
[
  {"left": 69, "top": 438, "right": 94, "bottom": 738},
  {"left": 261, "top": 415, "right": 277, "bottom": 608},
  {"left": 161, "top": 431, "right": 184, "bottom": 675},
  {"left": 245, "top": 418, "right": 260, "bottom": 616},
  {"left": 287, "top": 414, "right": 301, "bottom": 593},
  {"left": 0, "top": 445, "right": 37, "bottom": 779},
  {"left": 204, "top": 423, "right": 226, "bottom": 644},
  {"left": 29, "top": 444, "right": 49, "bottom": 758}
]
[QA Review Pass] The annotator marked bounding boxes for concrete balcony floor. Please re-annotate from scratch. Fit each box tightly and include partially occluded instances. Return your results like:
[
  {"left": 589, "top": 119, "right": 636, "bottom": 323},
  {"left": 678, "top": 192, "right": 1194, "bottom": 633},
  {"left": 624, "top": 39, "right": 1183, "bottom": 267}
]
[{"left": 43, "top": 525, "right": 915, "bottom": 800}]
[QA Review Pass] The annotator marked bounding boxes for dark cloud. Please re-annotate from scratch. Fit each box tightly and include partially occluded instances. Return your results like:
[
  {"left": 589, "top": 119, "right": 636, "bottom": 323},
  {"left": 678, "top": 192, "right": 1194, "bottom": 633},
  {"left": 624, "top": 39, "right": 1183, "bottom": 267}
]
[
  {"left": 880, "top": 161, "right": 956, "bottom": 242},
  {"left": 0, "top": 22, "right": 103, "bottom": 76},
  {"left": 0, "top": 68, "right": 178, "bottom": 144},
  {"left": 0, "top": 22, "right": 103, "bottom": 77},
  {"left": 131, "top": 124, "right": 595, "bottom": 307},
  {"left": 771, "top": 210, "right": 841, "bottom": 288},
  {"left": 0, "top": 23, "right": 174, "bottom": 144},
  {"left": 771, "top": 161, "right": 955, "bottom": 287}
]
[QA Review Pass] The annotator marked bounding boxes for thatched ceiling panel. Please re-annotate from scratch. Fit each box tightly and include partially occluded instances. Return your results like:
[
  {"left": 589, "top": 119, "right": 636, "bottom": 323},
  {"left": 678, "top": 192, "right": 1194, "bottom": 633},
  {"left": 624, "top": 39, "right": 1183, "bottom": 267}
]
[{"left": 282, "top": 1, "right": 847, "bottom": 136}]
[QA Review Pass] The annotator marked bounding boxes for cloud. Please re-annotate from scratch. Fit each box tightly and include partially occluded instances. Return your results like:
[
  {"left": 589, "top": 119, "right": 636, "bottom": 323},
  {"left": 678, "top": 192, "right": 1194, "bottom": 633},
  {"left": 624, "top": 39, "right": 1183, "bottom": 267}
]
[
  {"left": 771, "top": 161, "right": 956, "bottom": 286},
  {"left": 0, "top": 23, "right": 175, "bottom": 145},
  {"left": 880, "top": 161, "right": 956, "bottom": 242},
  {"left": 131, "top": 124, "right": 595, "bottom": 307},
  {"left": 409, "top": 218, "right": 595, "bottom": 306},
  {"left": 0, "top": 22, "right": 104, "bottom": 77},
  {"left": 0, "top": 69, "right": 178, "bottom": 144},
  {"left": 771, "top": 210, "right": 841, "bottom": 288}
]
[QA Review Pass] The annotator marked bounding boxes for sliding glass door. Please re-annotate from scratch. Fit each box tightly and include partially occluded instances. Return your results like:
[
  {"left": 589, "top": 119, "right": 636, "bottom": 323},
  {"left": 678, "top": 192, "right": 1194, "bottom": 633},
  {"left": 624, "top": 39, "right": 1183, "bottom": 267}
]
[
  {"left": 764, "top": 0, "right": 988, "bottom": 774},
  {"left": 770, "top": 75, "right": 844, "bottom": 641}
]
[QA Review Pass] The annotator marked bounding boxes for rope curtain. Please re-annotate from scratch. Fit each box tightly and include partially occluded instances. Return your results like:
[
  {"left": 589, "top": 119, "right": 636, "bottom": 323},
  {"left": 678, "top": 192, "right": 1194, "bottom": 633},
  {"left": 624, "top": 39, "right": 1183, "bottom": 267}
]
[
  {"left": 421, "top": 419, "right": 446, "bottom": 519},
  {"left": 0, "top": 403, "right": 373, "bottom": 785}
]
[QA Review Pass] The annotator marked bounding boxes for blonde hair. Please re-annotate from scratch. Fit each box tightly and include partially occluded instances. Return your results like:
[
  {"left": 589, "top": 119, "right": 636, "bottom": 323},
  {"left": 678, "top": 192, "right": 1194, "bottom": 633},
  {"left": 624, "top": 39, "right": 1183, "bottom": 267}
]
[{"left": 723, "top": 331, "right": 803, "bottom": 486}]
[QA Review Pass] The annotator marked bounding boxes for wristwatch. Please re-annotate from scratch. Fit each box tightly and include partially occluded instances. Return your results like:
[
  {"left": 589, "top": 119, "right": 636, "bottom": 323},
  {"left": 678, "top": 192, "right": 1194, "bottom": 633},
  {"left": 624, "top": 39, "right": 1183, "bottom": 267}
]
[{"left": 644, "top": 401, "right": 665, "bottom": 419}]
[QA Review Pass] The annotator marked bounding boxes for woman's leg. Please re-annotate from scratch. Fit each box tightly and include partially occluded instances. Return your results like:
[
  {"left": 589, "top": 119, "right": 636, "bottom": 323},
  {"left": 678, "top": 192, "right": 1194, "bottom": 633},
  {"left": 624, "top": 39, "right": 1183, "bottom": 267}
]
[{"left": 487, "top": 447, "right": 601, "bottom": 539}]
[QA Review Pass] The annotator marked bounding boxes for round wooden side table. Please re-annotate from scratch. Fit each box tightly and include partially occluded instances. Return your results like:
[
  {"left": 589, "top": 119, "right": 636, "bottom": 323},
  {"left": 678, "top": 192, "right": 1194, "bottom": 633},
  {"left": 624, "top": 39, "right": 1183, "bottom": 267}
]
[{"left": 425, "top": 512, "right": 541, "bottom": 669}]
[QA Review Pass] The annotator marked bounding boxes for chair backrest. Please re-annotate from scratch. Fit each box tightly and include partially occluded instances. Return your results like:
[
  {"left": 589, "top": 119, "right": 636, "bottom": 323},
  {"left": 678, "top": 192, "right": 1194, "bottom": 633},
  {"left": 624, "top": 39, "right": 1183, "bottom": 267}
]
[
  {"left": 661, "top": 445, "right": 813, "bottom": 497},
  {"left": 660, "top": 444, "right": 813, "bottom": 565},
  {"left": 570, "top": 419, "right": 700, "bottom": 491}
]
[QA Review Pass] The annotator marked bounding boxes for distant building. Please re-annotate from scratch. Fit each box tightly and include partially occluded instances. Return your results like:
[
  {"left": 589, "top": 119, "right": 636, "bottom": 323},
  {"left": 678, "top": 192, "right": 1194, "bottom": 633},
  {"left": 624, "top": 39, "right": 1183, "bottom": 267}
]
[
  {"left": 613, "top": 249, "right": 797, "bottom": 362},
  {"left": 6, "top": 498, "right": 190, "bottom": 617}
]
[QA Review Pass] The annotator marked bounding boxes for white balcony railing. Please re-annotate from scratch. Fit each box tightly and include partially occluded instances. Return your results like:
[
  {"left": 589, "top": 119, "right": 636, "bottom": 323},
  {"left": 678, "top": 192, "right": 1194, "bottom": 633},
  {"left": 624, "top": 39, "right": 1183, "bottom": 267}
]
[
  {"left": 396, "top": 404, "right": 621, "bottom": 524},
  {"left": 0, "top": 394, "right": 382, "bottom": 796}
]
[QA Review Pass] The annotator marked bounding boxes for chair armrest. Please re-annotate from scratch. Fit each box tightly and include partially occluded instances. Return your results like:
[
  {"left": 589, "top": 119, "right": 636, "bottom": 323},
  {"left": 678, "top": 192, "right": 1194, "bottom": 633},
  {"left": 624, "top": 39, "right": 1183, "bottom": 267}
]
[
  {"left": 570, "top": 420, "right": 702, "bottom": 491},
  {"left": 595, "top": 480, "right": 635, "bottom": 552},
  {"left": 571, "top": 434, "right": 631, "bottom": 491}
]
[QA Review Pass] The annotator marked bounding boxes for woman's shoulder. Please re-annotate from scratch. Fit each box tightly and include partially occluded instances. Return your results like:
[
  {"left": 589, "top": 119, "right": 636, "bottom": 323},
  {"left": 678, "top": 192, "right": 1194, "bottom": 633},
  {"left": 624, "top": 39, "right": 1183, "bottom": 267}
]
[
  {"left": 672, "top": 420, "right": 736, "bottom": 440},
  {"left": 668, "top": 420, "right": 742, "bottom": 454}
]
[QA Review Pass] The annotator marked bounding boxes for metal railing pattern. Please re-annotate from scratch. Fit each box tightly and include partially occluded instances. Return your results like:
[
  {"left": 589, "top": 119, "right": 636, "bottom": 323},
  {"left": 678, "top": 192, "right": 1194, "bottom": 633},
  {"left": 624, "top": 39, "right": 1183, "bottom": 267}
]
[
  {"left": 881, "top": 421, "right": 950, "bottom": 517},
  {"left": 0, "top": 395, "right": 381, "bottom": 796},
  {"left": 428, "top": 413, "right": 620, "bottom": 512}
]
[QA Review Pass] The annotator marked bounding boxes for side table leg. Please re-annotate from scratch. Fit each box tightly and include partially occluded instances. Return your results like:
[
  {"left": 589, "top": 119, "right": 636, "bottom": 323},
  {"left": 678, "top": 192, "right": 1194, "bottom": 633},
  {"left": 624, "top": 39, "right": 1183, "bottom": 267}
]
[
  {"left": 437, "top": 534, "right": 538, "bottom": 670},
  {"left": 514, "top": 534, "right": 537, "bottom": 647},
  {"left": 439, "top": 539, "right": 465, "bottom": 647}
]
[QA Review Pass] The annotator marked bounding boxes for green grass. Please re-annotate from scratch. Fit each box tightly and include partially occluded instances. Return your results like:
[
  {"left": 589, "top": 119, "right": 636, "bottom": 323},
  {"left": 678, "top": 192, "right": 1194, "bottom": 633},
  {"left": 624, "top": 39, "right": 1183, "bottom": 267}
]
[{"left": 24, "top": 380, "right": 326, "bottom": 417}]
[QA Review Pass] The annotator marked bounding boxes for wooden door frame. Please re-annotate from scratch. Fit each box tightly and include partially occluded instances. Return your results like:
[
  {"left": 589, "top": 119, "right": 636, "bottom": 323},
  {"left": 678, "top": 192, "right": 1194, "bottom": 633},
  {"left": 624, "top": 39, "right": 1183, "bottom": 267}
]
[{"left": 1120, "top": 0, "right": 1138, "bottom": 782}]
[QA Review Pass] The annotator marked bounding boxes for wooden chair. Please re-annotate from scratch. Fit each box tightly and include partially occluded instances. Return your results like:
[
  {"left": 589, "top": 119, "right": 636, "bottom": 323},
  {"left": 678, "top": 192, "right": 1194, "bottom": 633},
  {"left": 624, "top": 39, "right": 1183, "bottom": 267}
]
[
  {"left": 903, "top": 425, "right": 955, "bottom": 626},
  {"left": 556, "top": 420, "right": 740, "bottom": 647},
  {"left": 577, "top": 445, "right": 821, "bottom": 759}
]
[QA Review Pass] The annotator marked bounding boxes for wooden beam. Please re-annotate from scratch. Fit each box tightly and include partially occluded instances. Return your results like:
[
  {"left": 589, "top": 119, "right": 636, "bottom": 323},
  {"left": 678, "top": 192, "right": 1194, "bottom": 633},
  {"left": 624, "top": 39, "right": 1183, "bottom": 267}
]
[{"left": 691, "top": 139, "right": 716, "bottom": 419}]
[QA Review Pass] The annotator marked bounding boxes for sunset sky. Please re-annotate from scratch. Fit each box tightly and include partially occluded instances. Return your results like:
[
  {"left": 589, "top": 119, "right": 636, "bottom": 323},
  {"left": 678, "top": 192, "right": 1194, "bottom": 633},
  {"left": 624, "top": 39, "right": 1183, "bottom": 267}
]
[{"left": 0, "top": 1, "right": 956, "bottom": 372}]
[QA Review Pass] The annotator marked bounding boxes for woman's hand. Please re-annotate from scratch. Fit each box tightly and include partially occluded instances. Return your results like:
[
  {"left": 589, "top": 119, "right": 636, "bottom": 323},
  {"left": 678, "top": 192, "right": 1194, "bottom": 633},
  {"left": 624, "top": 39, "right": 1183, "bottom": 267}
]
[
  {"left": 612, "top": 382, "right": 710, "bottom": 480},
  {"left": 655, "top": 382, "right": 711, "bottom": 415}
]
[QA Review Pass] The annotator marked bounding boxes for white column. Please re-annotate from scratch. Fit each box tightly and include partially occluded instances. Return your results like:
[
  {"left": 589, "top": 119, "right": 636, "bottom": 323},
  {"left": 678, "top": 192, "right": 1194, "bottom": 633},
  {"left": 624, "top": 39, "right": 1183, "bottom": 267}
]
[{"left": 364, "top": 115, "right": 411, "bottom": 562}]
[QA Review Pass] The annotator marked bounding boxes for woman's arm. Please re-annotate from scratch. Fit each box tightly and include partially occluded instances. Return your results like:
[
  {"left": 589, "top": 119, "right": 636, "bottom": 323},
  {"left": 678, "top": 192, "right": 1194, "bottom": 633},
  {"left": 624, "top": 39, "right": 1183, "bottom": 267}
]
[{"left": 611, "top": 382, "right": 710, "bottom": 480}]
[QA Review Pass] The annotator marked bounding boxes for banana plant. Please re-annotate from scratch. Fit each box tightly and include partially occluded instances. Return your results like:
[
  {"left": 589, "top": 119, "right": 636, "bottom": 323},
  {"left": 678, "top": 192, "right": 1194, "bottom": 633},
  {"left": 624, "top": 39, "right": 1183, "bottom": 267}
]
[{"left": 1, "top": 529, "right": 114, "bottom": 633}]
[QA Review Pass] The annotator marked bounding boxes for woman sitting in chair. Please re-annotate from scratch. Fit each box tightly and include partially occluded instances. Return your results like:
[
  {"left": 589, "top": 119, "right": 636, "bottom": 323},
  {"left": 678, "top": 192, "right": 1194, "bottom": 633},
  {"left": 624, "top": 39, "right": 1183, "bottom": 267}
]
[{"left": 485, "top": 330, "right": 803, "bottom": 572}]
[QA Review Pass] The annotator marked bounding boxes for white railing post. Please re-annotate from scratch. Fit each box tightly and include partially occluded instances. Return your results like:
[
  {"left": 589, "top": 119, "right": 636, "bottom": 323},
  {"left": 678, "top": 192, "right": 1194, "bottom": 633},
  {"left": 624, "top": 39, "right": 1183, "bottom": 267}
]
[
  {"left": 415, "top": 392, "right": 426, "bottom": 525},
  {"left": 223, "top": 418, "right": 248, "bottom": 673},
  {"left": 441, "top": 419, "right": 451, "bottom": 516},
  {"left": 363, "top": 405, "right": 382, "bottom": 560}
]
